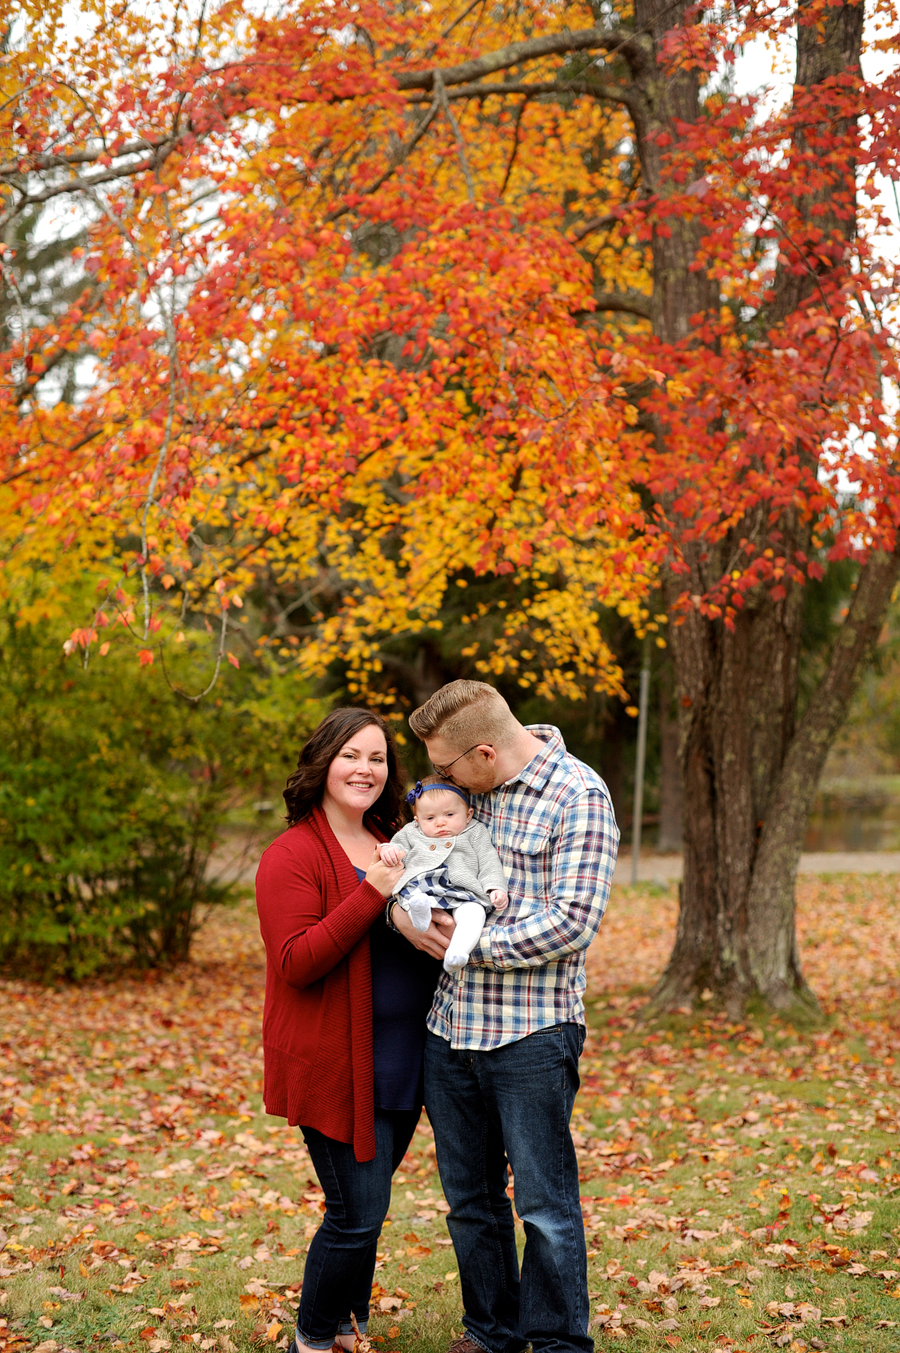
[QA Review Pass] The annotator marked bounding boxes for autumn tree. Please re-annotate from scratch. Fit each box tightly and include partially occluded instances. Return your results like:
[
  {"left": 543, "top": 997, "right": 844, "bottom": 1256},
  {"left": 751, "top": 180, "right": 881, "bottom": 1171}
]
[{"left": 1, "top": 0, "right": 899, "bottom": 1012}]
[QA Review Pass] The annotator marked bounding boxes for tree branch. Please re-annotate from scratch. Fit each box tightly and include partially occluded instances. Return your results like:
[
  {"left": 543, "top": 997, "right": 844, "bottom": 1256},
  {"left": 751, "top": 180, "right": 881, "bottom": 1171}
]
[
  {"left": 325, "top": 92, "right": 442, "bottom": 222},
  {"left": 441, "top": 0, "right": 486, "bottom": 39},
  {"left": 0, "top": 136, "right": 176, "bottom": 178},
  {"left": 569, "top": 211, "right": 622, "bottom": 242},
  {"left": 1, "top": 142, "right": 180, "bottom": 223},
  {"left": 394, "top": 25, "right": 642, "bottom": 91},
  {"left": 577, "top": 291, "right": 651, "bottom": 319},
  {"left": 499, "top": 96, "right": 528, "bottom": 197},
  {"left": 404, "top": 77, "right": 639, "bottom": 111},
  {"left": 434, "top": 70, "right": 476, "bottom": 201}
]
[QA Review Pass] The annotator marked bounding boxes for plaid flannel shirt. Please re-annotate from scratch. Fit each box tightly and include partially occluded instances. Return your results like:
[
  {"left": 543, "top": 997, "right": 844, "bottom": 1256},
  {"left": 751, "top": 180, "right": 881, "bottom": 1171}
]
[{"left": 426, "top": 725, "right": 618, "bottom": 1050}]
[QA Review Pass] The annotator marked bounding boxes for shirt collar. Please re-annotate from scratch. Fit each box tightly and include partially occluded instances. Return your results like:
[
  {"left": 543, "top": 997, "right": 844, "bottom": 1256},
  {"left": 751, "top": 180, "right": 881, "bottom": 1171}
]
[{"left": 502, "top": 724, "right": 566, "bottom": 791}]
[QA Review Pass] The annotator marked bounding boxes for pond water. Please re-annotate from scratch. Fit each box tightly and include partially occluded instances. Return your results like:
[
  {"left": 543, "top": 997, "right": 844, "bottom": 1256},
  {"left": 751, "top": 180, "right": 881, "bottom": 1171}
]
[
  {"left": 628, "top": 779, "right": 900, "bottom": 852},
  {"left": 804, "top": 783, "right": 900, "bottom": 852}
]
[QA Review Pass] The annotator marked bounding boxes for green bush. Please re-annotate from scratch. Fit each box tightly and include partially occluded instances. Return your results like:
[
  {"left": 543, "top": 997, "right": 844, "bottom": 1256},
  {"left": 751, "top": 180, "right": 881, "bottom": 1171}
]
[{"left": 0, "top": 585, "right": 323, "bottom": 979}]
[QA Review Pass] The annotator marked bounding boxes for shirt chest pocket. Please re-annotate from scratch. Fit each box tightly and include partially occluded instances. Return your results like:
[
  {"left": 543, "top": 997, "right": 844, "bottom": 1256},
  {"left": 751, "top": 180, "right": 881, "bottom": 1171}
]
[{"left": 503, "top": 822, "right": 553, "bottom": 899}]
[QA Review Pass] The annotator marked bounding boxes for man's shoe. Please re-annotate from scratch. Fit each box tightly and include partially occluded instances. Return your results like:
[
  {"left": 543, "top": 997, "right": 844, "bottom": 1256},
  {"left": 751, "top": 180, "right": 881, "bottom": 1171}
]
[{"left": 447, "top": 1339, "right": 485, "bottom": 1353}]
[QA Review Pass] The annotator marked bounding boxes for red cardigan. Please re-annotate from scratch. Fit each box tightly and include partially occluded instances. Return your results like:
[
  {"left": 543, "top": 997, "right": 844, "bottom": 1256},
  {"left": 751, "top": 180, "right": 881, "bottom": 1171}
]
[{"left": 255, "top": 806, "right": 388, "bottom": 1162}]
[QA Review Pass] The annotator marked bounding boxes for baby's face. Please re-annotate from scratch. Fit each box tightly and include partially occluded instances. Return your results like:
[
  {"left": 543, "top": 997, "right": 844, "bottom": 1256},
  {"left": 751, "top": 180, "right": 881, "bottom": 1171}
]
[{"left": 414, "top": 790, "right": 474, "bottom": 839}]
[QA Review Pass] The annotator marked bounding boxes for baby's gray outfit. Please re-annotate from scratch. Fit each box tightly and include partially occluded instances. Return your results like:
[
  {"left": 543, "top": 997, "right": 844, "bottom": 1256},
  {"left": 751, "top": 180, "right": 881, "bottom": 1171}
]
[{"left": 390, "top": 819, "right": 507, "bottom": 912}]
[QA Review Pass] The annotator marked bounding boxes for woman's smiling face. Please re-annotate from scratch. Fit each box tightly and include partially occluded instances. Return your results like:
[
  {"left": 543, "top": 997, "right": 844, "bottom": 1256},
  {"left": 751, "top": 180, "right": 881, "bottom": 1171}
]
[{"left": 322, "top": 722, "right": 388, "bottom": 819}]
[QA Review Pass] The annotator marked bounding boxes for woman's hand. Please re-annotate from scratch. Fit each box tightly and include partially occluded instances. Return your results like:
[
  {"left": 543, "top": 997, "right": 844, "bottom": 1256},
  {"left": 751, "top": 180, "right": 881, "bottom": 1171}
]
[
  {"left": 392, "top": 905, "right": 454, "bottom": 959},
  {"left": 365, "top": 846, "right": 406, "bottom": 898}
]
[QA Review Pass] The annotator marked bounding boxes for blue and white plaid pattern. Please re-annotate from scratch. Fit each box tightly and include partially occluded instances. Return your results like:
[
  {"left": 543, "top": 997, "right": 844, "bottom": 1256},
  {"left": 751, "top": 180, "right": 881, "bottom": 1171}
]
[
  {"left": 397, "top": 866, "right": 481, "bottom": 913},
  {"left": 426, "top": 725, "right": 619, "bottom": 1050}
]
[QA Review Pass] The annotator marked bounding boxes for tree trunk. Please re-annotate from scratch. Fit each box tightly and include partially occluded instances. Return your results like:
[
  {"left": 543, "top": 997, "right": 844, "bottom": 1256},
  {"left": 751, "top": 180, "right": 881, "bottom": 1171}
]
[
  {"left": 622, "top": 0, "right": 877, "bottom": 1013},
  {"left": 654, "top": 548, "right": 900, "bottom": 1012},
  {"left": 656, "top": 661, "right": 682, "bottom": 853}
]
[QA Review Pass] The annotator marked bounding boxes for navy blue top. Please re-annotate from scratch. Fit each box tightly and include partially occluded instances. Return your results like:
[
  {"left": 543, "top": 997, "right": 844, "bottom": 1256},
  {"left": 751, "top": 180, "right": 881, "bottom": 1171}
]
[{"left": 355, "top": 867, "right": 441, "bottom": 1111}]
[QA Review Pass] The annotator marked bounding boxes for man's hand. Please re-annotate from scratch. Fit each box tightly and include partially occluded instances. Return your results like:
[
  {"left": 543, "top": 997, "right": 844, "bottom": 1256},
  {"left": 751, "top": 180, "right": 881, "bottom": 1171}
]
[
  {"left": 393, "top": 904, "right": 454, "bottom": 960},
  {"left": 489, "top": 889, "right": 509, "bottom": 910},
  {"left": 378, "top": 843, "right": 406, "bottom": 868}
]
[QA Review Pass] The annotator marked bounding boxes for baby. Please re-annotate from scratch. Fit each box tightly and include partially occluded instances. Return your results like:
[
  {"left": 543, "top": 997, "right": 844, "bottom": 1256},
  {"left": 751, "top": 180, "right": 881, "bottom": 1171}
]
[{"left": 380, "top": 777, "right": 508, "bottom": 974}]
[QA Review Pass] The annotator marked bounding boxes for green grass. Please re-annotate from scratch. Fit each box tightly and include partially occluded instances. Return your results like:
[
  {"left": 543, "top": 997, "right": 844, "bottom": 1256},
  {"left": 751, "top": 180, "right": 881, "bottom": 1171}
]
[{"left": 1, "top": 892, "right": 899, "bottom": 1353}]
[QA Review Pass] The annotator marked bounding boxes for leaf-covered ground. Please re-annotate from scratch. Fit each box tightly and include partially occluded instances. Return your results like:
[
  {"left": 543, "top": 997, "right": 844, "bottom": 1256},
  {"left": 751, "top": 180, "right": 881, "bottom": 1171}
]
[{"left": 1, "top": 877, "right": 899, "bottom": 1353}]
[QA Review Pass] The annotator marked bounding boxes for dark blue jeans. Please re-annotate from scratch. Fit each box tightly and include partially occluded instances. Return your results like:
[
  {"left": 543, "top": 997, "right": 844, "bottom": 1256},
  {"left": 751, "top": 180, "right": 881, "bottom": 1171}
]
[
  {"left": 296, "top": 1109, "right": 420, "bottom": 1349},
  {"left": 424, "top": 1024, "right": 591, "bottom": 1353}
]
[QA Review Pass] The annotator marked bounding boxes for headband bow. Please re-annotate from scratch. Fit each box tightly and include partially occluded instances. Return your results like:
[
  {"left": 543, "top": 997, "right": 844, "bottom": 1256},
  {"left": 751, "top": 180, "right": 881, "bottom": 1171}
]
[{"left": 405, "top": 780, "right": 470, "bottom": 806}]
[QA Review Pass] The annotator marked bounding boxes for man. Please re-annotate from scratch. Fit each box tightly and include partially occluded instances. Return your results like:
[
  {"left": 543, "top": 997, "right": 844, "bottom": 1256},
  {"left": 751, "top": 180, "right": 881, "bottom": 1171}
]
[{"left": 392, "top": 680, "right": 618, "bottom": 1353}]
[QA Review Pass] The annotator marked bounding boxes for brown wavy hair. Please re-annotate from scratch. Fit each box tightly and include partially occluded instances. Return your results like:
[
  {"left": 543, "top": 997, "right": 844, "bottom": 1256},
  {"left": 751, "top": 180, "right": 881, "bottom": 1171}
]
[{"left": 283, "top": 708, "right": 405, "bottom": 837}]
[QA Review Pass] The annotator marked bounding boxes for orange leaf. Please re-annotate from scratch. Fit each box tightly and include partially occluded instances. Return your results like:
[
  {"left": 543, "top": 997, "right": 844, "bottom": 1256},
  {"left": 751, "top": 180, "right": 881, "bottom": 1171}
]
[{"left": 138, "top": 649, "right": 154, "bottom": 666}]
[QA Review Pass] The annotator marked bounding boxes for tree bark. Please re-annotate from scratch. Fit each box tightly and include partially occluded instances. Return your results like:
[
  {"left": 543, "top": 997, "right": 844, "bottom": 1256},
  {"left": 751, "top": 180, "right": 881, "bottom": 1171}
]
[{"left": 656, "top": 662, "right": 682, "bottom": 853}]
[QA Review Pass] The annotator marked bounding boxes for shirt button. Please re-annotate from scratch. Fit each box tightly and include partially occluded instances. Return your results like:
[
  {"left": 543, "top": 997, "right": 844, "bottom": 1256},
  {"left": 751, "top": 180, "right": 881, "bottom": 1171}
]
[
  {"left": 445, "top": 841, "right": 452, "bottom": 848},
  {"left": 429, "top": 844, "right": 437, "bottom": 851}
]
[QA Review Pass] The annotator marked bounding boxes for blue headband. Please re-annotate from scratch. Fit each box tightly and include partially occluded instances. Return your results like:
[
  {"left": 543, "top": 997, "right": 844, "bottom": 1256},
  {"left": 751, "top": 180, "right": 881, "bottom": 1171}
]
[{"left": 406, "top": 780, "right": 470, "bottom": 807}]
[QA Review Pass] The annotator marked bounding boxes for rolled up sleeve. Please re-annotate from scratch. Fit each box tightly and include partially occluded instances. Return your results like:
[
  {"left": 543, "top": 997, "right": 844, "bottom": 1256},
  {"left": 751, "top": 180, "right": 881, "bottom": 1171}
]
[{"left": 473, "top": 789, "right": 617, "bottom": 970}]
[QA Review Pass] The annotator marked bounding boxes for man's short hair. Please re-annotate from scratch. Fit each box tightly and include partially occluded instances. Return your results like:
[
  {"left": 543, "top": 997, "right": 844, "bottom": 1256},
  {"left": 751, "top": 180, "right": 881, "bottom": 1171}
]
[{"left": 409, "top": 680, "right": 517, "bottom": 750}]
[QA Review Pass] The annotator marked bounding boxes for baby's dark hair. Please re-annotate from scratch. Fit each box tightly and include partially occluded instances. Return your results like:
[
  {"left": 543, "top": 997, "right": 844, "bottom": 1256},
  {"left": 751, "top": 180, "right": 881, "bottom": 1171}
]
[{"left": 409, "top": 774, "right": 470, "bottom": 812}]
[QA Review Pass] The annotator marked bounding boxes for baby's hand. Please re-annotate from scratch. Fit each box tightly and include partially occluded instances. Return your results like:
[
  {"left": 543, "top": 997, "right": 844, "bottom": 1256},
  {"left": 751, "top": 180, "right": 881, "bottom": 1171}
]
[
  {"left": 379, "top": 844, "right": 405, "bottom": 868},
  {"left": 489, "top": 889, "right": 508, "bottom": 910}
]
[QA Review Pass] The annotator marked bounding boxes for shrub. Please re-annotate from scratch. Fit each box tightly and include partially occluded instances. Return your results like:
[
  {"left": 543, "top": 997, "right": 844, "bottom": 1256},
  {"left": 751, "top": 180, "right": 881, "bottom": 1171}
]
[{"left": 0, "top": 585, "right": 324, "bottom": 978}]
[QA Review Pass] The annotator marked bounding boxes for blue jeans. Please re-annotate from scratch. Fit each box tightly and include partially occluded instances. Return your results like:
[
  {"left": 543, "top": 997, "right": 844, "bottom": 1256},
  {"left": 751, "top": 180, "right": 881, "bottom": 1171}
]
[
  {"left": 296, "top": 1109, "right": 420, "bottom": 1349},
  {"left": 424, "top": 1024, "right": 591, "bottom": 1353}
]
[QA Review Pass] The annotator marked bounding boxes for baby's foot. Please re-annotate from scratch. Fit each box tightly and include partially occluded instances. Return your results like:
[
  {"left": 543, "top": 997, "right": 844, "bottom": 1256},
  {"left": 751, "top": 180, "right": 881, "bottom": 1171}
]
[
  {"left": 443, "top": 949, "right": 468, "bottom": 975},
  {"left": 404, "top": 889, "right": 433, "bottom": 933}
]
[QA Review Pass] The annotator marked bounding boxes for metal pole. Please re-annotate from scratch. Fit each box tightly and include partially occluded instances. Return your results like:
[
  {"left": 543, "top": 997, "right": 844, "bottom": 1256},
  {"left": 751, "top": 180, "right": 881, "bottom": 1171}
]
[{"left": 631, "top": 655, "right": 651, "bottom": 886}]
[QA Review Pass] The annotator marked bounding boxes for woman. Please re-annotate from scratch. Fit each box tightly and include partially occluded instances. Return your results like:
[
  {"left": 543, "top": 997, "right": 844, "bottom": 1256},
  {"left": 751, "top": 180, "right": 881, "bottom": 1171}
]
[{"left": 255, "top": 708, "right": 441, "bottom": 1353}]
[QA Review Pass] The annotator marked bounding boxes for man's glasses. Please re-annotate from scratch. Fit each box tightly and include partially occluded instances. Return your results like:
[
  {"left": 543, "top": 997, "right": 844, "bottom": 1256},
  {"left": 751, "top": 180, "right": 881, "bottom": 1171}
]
[{"left": 431, "top": 744, "right": 492, "bottom": 778}]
